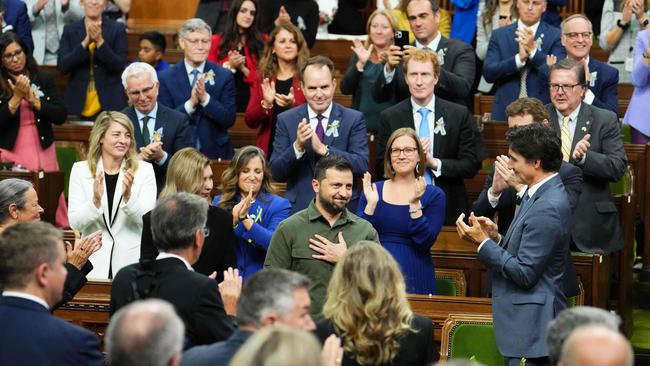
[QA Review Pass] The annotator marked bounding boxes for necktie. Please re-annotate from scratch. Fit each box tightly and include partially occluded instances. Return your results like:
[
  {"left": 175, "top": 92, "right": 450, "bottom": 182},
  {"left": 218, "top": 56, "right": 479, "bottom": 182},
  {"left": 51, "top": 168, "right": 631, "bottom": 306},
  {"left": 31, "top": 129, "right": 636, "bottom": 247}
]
[
  {"left": 190, "top": 69, "right": 200, "bottom": 88},
  {"left": 561, "top": 116, "right": 572, "bottom": 162},
  {"left": 417, "top": 108, "right": 434, "bottom": 185},
  {"left": 44, "top": 0, "right": 59, "bottom": 53},
  {"left": 519, "top": 65, "right": 529, "bottom": 98},
  {"left": 142, "top": 116, "right": 151, "bottom": 145},
  {"left": 315, "top": 114, "right": 325, "bottom": 142}
]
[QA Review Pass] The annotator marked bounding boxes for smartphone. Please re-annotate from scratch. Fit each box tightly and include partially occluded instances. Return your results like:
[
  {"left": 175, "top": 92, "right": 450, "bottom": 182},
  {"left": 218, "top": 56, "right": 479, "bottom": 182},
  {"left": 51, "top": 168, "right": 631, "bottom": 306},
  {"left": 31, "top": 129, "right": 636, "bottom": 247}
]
[{"left": 394, "top": 30, "right": 410, "bottom": 50}]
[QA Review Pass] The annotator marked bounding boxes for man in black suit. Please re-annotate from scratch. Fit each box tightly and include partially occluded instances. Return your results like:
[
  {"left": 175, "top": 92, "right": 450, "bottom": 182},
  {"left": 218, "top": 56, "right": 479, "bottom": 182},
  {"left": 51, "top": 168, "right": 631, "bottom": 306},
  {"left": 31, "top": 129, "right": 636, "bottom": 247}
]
[
  {"left": 377, "top": 49, "right": 480, "bottom": 225},
  {"left": 546, "top": 58, "right": 627, "bottom": 254},
  {"left": 373, "top": 0, "right": 475, "bottom": 109},
  {"left": 121, "top": 62, "right": 193, "bottom": 193},
  {"left": 181, "top": 269, "right": 315, "bottom": 366},
  {"left": 110, "top": 192, "right": 239, "bottom": 348},
  {"left": 472, "top": 97, "right": 583, "bottom": 298}
]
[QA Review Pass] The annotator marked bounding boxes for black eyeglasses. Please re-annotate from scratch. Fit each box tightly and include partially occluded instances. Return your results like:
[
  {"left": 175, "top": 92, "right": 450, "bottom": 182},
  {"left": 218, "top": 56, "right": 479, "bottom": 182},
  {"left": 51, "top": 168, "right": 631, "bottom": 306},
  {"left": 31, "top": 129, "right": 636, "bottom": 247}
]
[
  {"left": 549, "top": 83, "right": 583, "bottom": 93},
  {"left": 390, "top": 147, "right": 418, "bottom": 157},
  {"left": 2, "top": 49, "right": 23, "bottom": 62}
]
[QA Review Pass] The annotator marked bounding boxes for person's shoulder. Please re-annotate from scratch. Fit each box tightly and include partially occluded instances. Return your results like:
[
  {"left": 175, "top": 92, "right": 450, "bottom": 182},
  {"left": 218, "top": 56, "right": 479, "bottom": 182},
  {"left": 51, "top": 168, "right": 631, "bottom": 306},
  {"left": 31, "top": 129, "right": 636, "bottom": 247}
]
[
  {"left": 540, "top": 21, "right": 561, "bottom": 38},
  {"left": 444, "top": 37, "right": 473, "bottom": 51},
  {"left": 383, "top": 98, "right": 411, "bottom": 114},
  {"left": 263, "top": 193, "right": 291, "bottom": 208},
  {"left": 136, "top": 159, "right": 155, "bottom": 171},
  {"left": 436, "top": 96, "right": 470, "bottom": 115},
  {"left": 158, "top": 103, "right": 187, "bottom": 120},
  {"left": 277, "top": 208, "right": 308, "bottom": 228},
  {"left": 424, "top": 184, "right": 445, "bottom": 199},
  {"left": 491, "top": 22, "right": 516, "bottom": 37},
  {"left": 410, "top": 313, "right": 434, "bottom": 331},
  {"left": 277, "top": 103, "right": 306, "bottom": 120},
  {"left": 208, "top": 204, "right": 232, "bottom": 220},
  {"left": 205, "top": 61, "right": 231, "bottom": 77},
  {"left": 584, "top": 102, "right": 618, "bottom": 122}
]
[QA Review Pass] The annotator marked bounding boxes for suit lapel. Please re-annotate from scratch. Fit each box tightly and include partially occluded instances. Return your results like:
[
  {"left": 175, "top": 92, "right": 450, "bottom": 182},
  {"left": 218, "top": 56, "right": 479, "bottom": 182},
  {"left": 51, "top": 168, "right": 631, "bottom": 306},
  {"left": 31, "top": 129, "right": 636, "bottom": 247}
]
[
  {"left": 154, "top": 105, "right": 167, "bottom": 145},
  {"left": 548, "top": 108, "right": 561, "bottom": 138},
  {"left": 433, "top": 101, "right": 445, "bottom": 158},
  {"left": 175, "top": 63, "right": 192, "bottom": 101},
  {"left": 129, "top": 107, "right": 146, "bottom": 148},
  {"left": 323, "top": 103, "right": 342, "bottom": 147},
  {"left": 571, "top": 103, "right": 590, "bottom": 153}
]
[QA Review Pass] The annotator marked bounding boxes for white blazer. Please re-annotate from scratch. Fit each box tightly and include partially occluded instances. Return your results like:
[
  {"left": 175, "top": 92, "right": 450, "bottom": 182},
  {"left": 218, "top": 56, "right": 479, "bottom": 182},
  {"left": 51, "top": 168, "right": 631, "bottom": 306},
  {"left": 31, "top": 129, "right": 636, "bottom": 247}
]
[{"left": 68, "top": 159, "right": 156, "bottom": 279}]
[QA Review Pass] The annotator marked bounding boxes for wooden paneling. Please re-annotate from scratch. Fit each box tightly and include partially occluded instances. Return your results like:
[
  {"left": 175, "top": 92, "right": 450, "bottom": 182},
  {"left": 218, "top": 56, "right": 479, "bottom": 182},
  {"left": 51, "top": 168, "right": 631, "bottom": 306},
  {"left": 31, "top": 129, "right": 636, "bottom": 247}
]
[
  {"left": 0, "top": 171, "right": 64, "bottom": 225},
  {"left": 128, "top": 1, "right": 199, "bottom": 23}
]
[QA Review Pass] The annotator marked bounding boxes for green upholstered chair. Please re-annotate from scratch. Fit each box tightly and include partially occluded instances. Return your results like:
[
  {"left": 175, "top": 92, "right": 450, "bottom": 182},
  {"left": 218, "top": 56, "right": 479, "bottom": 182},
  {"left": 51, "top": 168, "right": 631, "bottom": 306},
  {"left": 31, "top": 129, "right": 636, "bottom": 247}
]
[
  {"left": 439, "top": 313, "right": 504, "bottom": 365},
  {"left": 435, "top": 268, "right": 467, "bottom": 297},
  {"left": 566, "top": 281, "right": 585, "bottom": 308},
  {"left": 55, "top": 144, "right": 83, "bottom": 198}
]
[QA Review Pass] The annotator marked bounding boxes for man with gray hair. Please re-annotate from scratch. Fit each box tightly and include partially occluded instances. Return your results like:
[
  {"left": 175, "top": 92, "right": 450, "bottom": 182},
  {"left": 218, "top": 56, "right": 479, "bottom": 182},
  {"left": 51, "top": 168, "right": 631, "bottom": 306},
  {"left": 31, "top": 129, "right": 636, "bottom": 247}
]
[
  {"left": 106, "top": 299, "right": 185, "bottom": 366},
  {"left": 121, "top": 62, "right": 193, "bottom": 191},
  {"left": 158, "top": 18, "right": 236, "bottom": 160},
  {"left": 110, "top": 192, "right": 239, "bottom": 347},
  {"left": 547, "top": 306, "right": 622, "bottom": 365},
  {"left": 181, "top": 268, "right": 315, "bottom": 366},
  {"left": 559, "top": 324, "right": 634, "bottom": 366}
]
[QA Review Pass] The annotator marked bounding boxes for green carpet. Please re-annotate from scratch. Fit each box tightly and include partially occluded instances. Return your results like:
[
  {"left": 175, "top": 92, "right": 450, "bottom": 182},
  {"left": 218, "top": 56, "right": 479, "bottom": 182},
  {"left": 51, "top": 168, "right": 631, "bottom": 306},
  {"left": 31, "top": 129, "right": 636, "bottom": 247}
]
[{"left": 632, "top": 309, "right": 650, "bottom": 350}]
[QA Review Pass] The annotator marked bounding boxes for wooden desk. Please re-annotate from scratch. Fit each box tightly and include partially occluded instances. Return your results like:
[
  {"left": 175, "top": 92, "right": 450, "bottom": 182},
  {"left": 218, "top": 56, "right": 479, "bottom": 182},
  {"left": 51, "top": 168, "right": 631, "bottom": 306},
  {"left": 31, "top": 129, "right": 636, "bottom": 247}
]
[{"left": 0, "top": 171, "right": 64, "bottom": 225}]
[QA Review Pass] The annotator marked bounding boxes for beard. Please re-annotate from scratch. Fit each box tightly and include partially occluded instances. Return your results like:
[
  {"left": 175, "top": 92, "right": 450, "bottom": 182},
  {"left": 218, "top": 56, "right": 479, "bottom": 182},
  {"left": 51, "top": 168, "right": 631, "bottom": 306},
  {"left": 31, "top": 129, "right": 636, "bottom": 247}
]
[{"left": 317, "top": 191, "right": 348, "bottom": 215}]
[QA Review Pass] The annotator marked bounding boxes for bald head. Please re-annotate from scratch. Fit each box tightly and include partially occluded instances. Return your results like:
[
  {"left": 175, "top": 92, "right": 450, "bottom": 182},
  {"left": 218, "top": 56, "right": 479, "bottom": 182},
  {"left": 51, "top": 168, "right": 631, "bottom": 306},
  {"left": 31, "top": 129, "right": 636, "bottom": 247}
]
[{"left": 559, "top": 325, "right": 633, "bottom": 366}]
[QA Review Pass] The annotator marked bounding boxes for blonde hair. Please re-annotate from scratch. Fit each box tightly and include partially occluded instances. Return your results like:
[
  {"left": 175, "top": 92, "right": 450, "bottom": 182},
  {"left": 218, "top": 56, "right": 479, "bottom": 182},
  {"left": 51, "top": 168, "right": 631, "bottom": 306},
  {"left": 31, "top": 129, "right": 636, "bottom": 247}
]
[
  {"left": 258, "top": 23, "right": 310, "bottom": 80},
  {"left": 365, "top": 9, "right": 397, "bottom": 48},
  {"left": 86, "top": 111, "right": 139, "bottom": 176},
  {"left": 218, "top": 146, "right": 278, "bottom": 211},
  {"left": 383, "top": 127, "right": 427, "bottom": 179},
  {"left": 322, "top": 241, "right": 413, "bottom": 365},
  {"left": 160, "top": 148, "right": 210, "bottom": 197},
  {"left": 228, "top": 326, "right": 322, "bottom": 366},
  {"left": 403, "top": 48, "right": 441, "bottom": 77}
]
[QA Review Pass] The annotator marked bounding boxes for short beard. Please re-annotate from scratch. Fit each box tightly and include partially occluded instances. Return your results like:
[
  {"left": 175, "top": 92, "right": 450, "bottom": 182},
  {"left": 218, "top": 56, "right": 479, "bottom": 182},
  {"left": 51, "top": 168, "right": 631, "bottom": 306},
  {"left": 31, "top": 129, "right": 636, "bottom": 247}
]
[{"left": 317, "top": 192, "right": 347, "bottom": 215}]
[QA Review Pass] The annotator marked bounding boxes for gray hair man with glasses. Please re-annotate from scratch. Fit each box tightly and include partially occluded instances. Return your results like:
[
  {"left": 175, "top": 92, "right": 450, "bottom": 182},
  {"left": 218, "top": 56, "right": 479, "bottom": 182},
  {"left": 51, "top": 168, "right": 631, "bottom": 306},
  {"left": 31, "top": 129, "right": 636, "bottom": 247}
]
[
  {"left": 157, "top": 18, "right": 237, "bottom": 161},
  {"left": 546, "top": 14, "right": 619, "bottom": 114},
  {"left": 121, "top": 62, "right": 193, "bottom": 192},
  {"left": 545, "top": 57, "right": 627, "bottom": 255},
  {"left": 110, "top": 192, "right": 241, "bottom": 348}
]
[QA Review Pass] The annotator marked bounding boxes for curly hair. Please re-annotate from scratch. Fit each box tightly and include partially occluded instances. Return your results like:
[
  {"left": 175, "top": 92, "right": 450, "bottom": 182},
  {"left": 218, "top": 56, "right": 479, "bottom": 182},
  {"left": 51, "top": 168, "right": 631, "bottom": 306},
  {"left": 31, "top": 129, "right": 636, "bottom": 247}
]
[
  {"left": 322, "top": 241, "right": 414, "bottom": 365},
  {"left": 258, "top": 22, "right": 309, "bottom": 80},
  {"left": 86, "top": 111, "right": 139, "bottom": 176}
]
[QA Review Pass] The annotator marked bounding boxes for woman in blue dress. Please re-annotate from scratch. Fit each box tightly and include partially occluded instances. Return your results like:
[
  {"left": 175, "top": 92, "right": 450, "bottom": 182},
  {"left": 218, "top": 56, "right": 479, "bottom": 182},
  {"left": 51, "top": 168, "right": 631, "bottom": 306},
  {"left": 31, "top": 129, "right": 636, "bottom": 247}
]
[
  {"left": 213, "top": 146, "right": 291, "bottom": 280},
  {"left": 358, "top": 127, "right": 446, "bottom": 294}
]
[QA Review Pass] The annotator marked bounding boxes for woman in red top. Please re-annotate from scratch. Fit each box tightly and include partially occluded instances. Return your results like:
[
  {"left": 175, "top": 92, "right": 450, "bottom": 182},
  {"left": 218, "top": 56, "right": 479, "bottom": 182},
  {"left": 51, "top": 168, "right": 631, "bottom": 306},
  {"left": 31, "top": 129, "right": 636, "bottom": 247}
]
[
  {"left": 208, "top": 0, "right": 266, "bottom": 112},
  {"left": 245, "top": 23, "right": 310, "bottom": 158}
]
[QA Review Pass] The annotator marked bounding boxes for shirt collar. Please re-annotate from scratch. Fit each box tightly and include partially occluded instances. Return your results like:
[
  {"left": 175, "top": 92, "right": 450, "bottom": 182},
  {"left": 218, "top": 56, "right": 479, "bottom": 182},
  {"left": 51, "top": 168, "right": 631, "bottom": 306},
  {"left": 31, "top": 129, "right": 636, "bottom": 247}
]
[
  {"left": 2, "top": 291, "right": 49, "bottom": 310},
  {"left": 134, "top": 103, "right": 158, "bottom": 123},
  {"left": 556, "top": 103, "right": 581, "bottom": 123},
  {"left": 415, "top": 32, "right": 442, "bottom": 51},
  {"left": 527, "top": 172, "right": 558, "bottom": 199},
  {"left": 156, "top": 252, "right": 194, "bottom": 271},
  {"left": 410, "top": 96, "right": 436, "bottom": 114},
  {"left": 307, "top": 103, "right": 334, "bottom": 121},
  {"left": 517, "top": 19, "right": 541, "bottom": 37},
  {"left": 307, "top": 199, "right": 351, "bottom": 225},
  {"left": 184, "top": 60, "right": 206, "bottom": 75}
]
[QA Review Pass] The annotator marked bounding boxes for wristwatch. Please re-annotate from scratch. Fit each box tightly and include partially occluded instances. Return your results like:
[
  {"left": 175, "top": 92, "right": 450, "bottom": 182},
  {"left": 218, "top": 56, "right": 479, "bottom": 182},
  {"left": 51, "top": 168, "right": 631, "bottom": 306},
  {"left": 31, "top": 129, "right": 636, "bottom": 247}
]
[{"left": 617, "top": 19, "right": 630, "bottom": 30}]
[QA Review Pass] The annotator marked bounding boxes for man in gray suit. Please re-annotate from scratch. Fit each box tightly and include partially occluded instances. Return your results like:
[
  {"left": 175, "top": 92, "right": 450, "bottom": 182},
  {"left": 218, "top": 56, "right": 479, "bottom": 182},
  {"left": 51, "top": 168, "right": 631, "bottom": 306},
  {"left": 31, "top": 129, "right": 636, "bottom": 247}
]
[
  {"left": 545, "top": 58, "right": 627, "bottom": 254},
  {"left": 457, "top": 123, "right": 571, "bottom": 366}
]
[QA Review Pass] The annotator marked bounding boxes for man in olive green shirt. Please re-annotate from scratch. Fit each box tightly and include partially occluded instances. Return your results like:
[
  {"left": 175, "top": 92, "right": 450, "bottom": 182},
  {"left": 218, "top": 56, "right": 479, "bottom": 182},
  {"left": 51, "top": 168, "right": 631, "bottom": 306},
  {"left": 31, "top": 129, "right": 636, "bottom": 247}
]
[{"left": 264, "top": 156, "right": 379, "bottom": 318}]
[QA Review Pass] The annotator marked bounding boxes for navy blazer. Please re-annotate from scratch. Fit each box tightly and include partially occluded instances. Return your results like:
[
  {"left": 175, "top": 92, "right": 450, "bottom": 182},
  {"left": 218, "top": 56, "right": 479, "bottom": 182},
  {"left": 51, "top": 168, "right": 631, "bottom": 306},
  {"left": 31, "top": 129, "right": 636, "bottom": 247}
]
[
  {"left": 181, "top": 329, "right": 253, "bottom": 366},
  {"left": 587, "top": 58, "right": 619, "bottom": 115},
  {"left": 478, "top": 175, "right": 571, "bottom": 358},
  {"left": 2, "top": 0, "right": 34, "bottom": 51},
  {"left": 122, "top": 104, "right": 193, "bottom": 191},
  {"left": 0, "top": 296, "right": 103, "bottom": 365},
  {"left": 270, "top": 102, "right": 368, "bottom": 214},
  {"left": 484, "top": 22, "right": 565, "bottom": 121},
  {"left": 158, "top": 60, "right": 236, "bottom": 160}
]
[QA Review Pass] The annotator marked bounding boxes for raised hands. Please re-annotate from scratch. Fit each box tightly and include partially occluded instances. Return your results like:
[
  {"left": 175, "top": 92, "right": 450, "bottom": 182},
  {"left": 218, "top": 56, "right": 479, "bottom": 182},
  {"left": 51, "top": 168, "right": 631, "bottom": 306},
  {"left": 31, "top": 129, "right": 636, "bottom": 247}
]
[
  {"left": 65, "top": 230, "right": 102, "bottom": 270},
  {"left": 8, "top": 74, "right": 31, "bottom": 100},
  {"left": 491, "top": 155, "right": 523, "bottom": 195},
  {"left": 122, "top": 168, "right": 134, "bottom": 203},
  {"left": 275, "top": 86, "right": 295, "bottom": 108},
  {"left": 321, "top": 334, "right": 344, "bottom": 366},
  {"left": 294, "top": 118, "right": 312, "bottom": 152},
  {"left": 515, "top": 27, "right": 535, "bottom": 61},
  {"left": 218, "top": 267, "right": 243, "bottom": 316},
  {"left": 456, "top": 213, "right": 490, "bottom": 245},
  {"left": 572, "top": 134, "right": 591, "bottom": 161},
  {"left": 84, "top": 19, "right": 104, "bottom": 48},
  {"left": 274, "top": 5, "right": 291, "bottom": 27},
  {"left": 351, "top": 39, "right": 374, "bottom": 69},
  {"left": 410, "top": 176, "right": 426, "bottom": 204},
  {"left": 190, "top": 74, "right": 208, "bottom": 107},
  {"left": 361, "top": 172, "right": 379, "bottom": 215},
  {"left": 232, "top": 189, "right": 253, "bottom": 226},
  {"left": 139, "top": 140, "right": 164, "bottom": 162},
  {"left": 92, "top": 170, "right": 104, "bottom": 208}
]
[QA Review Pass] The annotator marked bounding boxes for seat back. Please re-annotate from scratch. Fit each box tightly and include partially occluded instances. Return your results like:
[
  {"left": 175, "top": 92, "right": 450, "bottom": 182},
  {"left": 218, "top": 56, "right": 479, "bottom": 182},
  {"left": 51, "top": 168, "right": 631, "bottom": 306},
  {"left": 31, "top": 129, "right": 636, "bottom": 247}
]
[
  {"left": 435, "top": 268, "right": 468, "bottom": 297},
  {"left": 439, "top": 313, "right": 504, "bottom": 365}
]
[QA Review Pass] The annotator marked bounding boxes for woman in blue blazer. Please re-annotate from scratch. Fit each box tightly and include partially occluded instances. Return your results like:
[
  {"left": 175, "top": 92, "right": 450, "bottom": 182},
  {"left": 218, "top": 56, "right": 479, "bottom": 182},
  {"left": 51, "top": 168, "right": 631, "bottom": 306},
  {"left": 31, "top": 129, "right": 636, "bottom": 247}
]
[{"left": 213, "top": 146, "right": 291, "bottom": 281}]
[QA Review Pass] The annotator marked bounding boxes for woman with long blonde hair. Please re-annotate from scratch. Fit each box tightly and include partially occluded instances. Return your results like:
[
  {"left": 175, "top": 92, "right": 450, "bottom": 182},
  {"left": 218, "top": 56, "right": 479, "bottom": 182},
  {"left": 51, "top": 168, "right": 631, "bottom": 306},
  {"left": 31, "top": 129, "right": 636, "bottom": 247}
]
[
  {"left": 316, "top": 241, "right": 435, "bottom": 366},
  {"left": 213, "top": 146, "right": 290, "bottom": 280},
  {"left": 140, "top": 147, "right": 236, "bottom": 279},
  {"left": 68, "top": 111, "right": 156, "bottom": 279}
]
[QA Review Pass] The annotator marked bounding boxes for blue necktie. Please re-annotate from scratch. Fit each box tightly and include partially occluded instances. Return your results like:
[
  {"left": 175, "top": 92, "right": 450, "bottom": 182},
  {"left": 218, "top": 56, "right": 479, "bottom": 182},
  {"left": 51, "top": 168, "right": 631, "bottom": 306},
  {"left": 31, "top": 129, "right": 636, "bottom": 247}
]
[
  {"left": 418, "top": 108, "right": 433, "bottom": 185},
  {"left": 190, "top": 69, "right": 200, "bottom": 88}
]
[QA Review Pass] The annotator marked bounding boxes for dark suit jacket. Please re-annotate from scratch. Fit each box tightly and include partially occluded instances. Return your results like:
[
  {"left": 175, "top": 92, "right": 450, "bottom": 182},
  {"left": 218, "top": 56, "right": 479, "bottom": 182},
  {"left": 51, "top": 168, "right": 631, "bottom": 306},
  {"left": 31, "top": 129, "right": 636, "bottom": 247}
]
[
  {"left": 2, "top": 0, "right": 34, "bottom": 51},
  {"left": 546, "top": 102, "right": 627, "bottom": 254},
  {"left": 270, "top": 102, "right": 369, "bottom": 214},
  {"left": 315, "top": 314, "right": 435, "bottom": 366},
  {"left": 122, "top": 104, "right": 193, "bottom": 191},
  {"left": 0, "top": 70, "right": 66, "bottom": 150},
  {"left": 0, "top": 296, "right": 103, "bottom": 365},
  {"left": 587, "top": 58, "right": 619, "bottom": 115},
  {"left": 373, "top": 36, "right": 476, "bottom": 109},
  {"left": 479, "top": 175, "right": 571, "bottom": 358},
  {"left": 180, "top": 329, "right": 252, "bottom": 366},
  {"left": 377, "top": 97, "right": 479, "bottom": 224},
  {"left": 110, "top": 257, "right": 235, "bottom": 347},
  {"left": 484, "top": 22, "right": 565, "bottom": 121},
  {"left": 57, "top": 16, "right": 128, "bottom": 115},
  {"left": 158, "top": 60, "right": 236, "bottom": 160},
  {"left": 140, "top": 206, "right": 237, "bottom": 281}
]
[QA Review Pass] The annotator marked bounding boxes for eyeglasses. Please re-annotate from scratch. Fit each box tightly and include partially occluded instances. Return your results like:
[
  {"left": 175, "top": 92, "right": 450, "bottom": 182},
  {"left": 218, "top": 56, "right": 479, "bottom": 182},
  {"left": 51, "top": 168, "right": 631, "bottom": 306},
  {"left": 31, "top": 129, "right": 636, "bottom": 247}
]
[
  {"left": 127, "top": 84, "right": 156, "bottom": 97},
  {"left": 390, "top": 147, "right": 418, "bottom": 157},
  {"left": 2, "top": 49, "right": 23, "bottom": 62},
  {"left": 550, "top": 83, "right": 583, "bottom": 93},
  {"left": 184, "top": 38, "right": 210, "bottom": 46},
  {"left": 563, "top": 32, "right": 592, "bottom": 40}
]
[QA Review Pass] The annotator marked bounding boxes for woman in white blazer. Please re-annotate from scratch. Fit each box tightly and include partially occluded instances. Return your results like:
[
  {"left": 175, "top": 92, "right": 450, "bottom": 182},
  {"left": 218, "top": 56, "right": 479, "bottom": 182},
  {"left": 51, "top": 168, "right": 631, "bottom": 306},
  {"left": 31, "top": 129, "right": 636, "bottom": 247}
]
[{"left": 68, "top": 111, "right": 156, "bottom": 279}]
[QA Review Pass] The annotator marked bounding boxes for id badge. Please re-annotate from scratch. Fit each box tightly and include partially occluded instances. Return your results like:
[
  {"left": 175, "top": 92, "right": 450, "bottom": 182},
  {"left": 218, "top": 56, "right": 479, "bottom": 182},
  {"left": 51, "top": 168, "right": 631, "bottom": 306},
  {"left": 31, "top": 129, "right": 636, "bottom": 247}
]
[{"left": 625, "top": 57, "right": 634, "bottom": 72}]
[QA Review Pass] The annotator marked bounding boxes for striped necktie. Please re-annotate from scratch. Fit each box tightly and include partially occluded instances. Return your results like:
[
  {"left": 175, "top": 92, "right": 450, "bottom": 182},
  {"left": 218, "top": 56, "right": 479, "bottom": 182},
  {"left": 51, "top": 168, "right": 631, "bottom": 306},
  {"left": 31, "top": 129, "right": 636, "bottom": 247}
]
[{"left": 561, "top": 116, "right": 572, "bottom": 162}]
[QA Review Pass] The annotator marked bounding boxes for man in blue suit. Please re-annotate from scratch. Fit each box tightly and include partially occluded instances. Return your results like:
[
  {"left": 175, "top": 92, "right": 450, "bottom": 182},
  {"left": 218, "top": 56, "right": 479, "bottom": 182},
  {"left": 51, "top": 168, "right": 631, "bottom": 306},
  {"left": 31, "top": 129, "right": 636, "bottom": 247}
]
[
  {"left": 270, "top": 55, "right": 368, "bottom": 213},
  {"left": 457, "top": 123, "right": 571, "bottom": 366},
  {"left": 1, "top": 0, "right": 34, "bottom": 52},
  {"left": 0, "top": 221, "right": 103, "bottom": 366},
  {"left": 121, "top": 62, "right": 193, "bottom": 193},
  {"left": 158, "top": 18, "right": 236, "bottom": 160},
  {"left": 483, "top": 0, "right": 565, "bottom": 121},
  {"left": 554, "top": 14, "right": 619, "bottom": 115}
]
